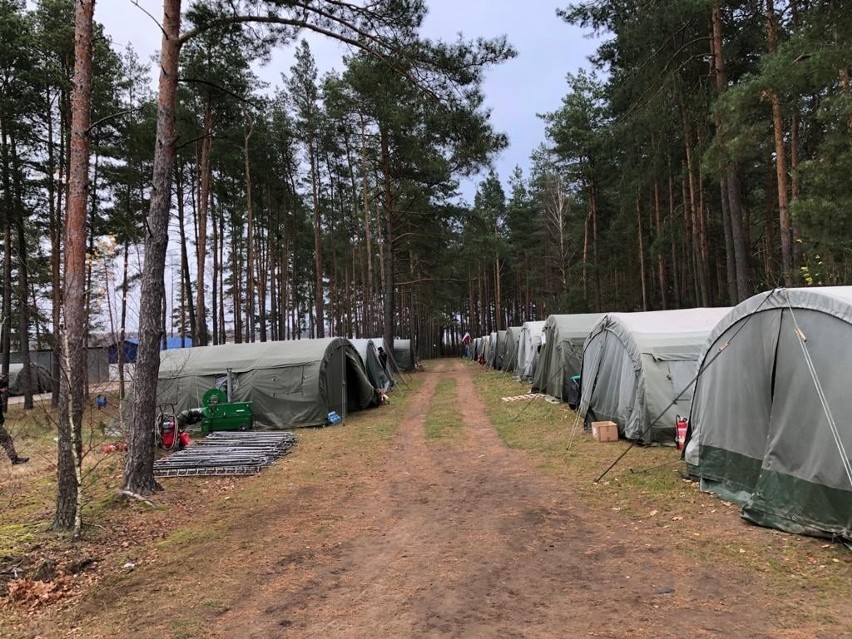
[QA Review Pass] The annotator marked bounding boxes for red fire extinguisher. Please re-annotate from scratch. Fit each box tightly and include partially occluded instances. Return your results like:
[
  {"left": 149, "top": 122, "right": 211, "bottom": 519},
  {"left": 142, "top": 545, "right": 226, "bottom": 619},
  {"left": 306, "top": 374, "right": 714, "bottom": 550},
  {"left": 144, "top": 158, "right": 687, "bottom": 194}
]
[{"left": 675, "top": 415, "right": 688, "bottom": 450}]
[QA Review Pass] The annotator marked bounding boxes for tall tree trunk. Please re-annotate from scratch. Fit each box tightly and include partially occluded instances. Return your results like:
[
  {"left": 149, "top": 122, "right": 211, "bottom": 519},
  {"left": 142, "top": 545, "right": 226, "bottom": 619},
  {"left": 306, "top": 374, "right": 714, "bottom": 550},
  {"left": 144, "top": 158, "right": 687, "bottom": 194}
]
[
  {"left": 125, "top": 0, "right": 181, "bottom": 496},
  {"left": 590, "top": 183, "right": 601, "bottom": 311},
  {"left": 653, "top": 181, "right": 668, "bottom": 309},
  {"left": 176, "top": 166, "right": 196, "bottom": 344},
  {"left": 790, "top": 111, "right": 802, "bottom": 271},
  {"left": 360, "top": 117, "right": 373, "bottom": 333},
  {"left": 11, "top": 137, "right": 33, "bottom": 409},
  {"left": 681, "top": 107, "right": 707, "bottom": 306},
  {"left": 57, "top": 0, "right": 95, "bottom": 536},
  {"left": 45, "top": 89, "right": 62, "bottom": 405},
  {"left": 494, "top": 215, "right": 502, "bottom": 331},
  {"left": 667, "top": 162, "right": 681, "bottom": 308},
  {"left": 194, "top": 96, "right": 213, "bottom": 346},
  {"left": 1, "top": 122, "right": 12, "bottom": 384},
  {"left": 711, "top": 2, "right": 751, "bottom": 300},
  {"left": 719, "top": 177, "right": 737, "bottom": 303},
  {"left": 380, "top": 127, "right": 394, "bottom": 351},
  {"left": 726, "top": 168, "right": 750, "bottom": 299},
  {"left": 711, "top": 0, "right": 737, "bottom": 303},
  {"left": 118, "top": 241, "right": 130, "bottom": 401},
  {"left": 766, "top": 0, "right": 793, "bottom": 286},
  {"left": 635, "top": 188, "right": 648, "bottom": 310},
  {"left": 582, "top": 208, "right": 590, "bottom": 309},
  {"left": 244, "top": 116, "right": 255, "bottom": 342},
  {"left": 218, "top": 211, "right": 226, "bottom": 342},
  {"left": 309, "top": 138, "right": 324, "bottom": 337}
]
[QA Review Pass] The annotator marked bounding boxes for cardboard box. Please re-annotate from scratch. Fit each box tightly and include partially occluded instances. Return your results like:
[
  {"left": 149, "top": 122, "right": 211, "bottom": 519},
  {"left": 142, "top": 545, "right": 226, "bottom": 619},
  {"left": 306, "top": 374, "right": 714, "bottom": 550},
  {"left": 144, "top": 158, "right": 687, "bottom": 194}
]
[{"left": 591, "top": 420, "right": 619, "bottom": 442}]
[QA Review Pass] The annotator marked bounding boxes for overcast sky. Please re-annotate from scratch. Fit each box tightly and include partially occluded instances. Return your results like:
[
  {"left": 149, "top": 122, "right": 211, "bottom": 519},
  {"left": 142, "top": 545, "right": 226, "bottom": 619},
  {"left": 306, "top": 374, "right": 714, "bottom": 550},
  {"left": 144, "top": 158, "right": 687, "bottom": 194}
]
[{"left": 96, "top": 0, "right": 600, "bottom": 202}]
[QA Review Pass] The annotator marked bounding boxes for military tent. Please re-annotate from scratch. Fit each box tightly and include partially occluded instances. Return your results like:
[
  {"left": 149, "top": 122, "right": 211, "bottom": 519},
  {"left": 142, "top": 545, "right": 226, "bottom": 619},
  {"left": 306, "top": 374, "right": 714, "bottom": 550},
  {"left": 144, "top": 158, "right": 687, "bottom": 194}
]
[
  {"left": 482, "top": 333, "right": 495, "bottom": 367},
  {"left": 158, "top": 338, "right": 378, "bottom": 429},
  {"left": 349, "top": 338, "right": 394, "bottom": 392},
  {"left": 685, "top": 287, "right": 852, "bottom": 541},
  {"left": 531, "top": 314, "right": 604, "bottom": 402},
  {"left": 483, "top": 332, "right": 495, "bottom": 368},
  {"left": 474, "top": 336, "right": 488, "bottom": 363},
  {"left": 578, "top": 307, "right": 731, "bottom": 444},
  {"left": 502, "top": 326, "right": 524, "bottom": 373},
  {"left": 390, "top": 339, "right": 417, "bottom": 372},
  {"left": 7, "top": 362, "right": 53, "bottom": 395},
  {"left": 491, "top": 330, "right": 508, "bottom": 369},
  {"left": 516, "top": 321, "right": 546, "bottom": 382}
]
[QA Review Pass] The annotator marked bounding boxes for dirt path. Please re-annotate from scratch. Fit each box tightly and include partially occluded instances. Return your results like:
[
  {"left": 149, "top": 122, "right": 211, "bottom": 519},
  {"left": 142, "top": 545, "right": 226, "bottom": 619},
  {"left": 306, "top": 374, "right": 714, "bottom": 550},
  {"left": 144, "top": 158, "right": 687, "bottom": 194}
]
[{"left": 205, "top": 360, "right": 784, "bottom": 639}]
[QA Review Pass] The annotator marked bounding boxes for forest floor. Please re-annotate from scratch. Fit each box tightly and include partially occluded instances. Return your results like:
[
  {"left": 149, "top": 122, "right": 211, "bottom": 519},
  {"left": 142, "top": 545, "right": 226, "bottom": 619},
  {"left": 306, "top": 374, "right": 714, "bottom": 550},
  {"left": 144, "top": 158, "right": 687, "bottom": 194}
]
[{"left": 0, "top": 359, "right": 850, "bottom": 638}]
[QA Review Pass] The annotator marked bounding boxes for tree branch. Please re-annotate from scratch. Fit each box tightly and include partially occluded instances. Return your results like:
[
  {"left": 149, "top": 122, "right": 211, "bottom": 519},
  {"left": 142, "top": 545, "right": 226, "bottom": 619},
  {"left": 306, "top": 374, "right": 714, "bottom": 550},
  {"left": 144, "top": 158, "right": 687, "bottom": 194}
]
[
  {"left": 130, "top": 0, "right": 166, "bottom": 38},
  {"left": 178, "top": 14, "right": 442, "bottom": 102}
]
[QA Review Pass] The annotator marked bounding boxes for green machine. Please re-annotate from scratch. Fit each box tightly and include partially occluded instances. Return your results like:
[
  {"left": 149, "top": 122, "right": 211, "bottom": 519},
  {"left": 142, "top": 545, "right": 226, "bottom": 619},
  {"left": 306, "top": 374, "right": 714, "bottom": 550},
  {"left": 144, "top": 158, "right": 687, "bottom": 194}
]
[{"left": 199, "top": 387, "right": 253, "bottom": 434}]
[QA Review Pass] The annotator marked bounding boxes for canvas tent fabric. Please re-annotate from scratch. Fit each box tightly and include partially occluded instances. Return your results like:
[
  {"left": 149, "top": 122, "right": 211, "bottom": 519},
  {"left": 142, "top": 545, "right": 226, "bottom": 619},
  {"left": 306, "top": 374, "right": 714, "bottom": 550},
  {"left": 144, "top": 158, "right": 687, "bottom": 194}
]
[
  {"left": 517, "top": 321, "right": 546, "bottom": 382},
  {"left": 390, "top": 339, "right": 417, "bottom": 372},
  {"left": 485, "top": 332, "right": 497, "bottom": 368},
  {"left": 502, "top": 326, "right": 524, "bottom": 373},
  {"left": 7, "top": 362, "right": 52, "bottom": 395},
  {"left": 474, "top": 336, "right": 488, "bottom": 363},
  {"left": 493, "top": 330, "right": 509, "bottom": 369},
  {"left": 531, "top": 314, "right": 604, "bottom": 400},
  {"left": 578, "top": 307, "right": 731, "bottom": 444},
  {"left": 685, "top": 287, "right": 852, "bottom": 541},
  {"left": 158, "top": 338, "right": 378, "bottom": 429},
  {"left": 348, "top": 338, "right": 394, "bottom": 392}
]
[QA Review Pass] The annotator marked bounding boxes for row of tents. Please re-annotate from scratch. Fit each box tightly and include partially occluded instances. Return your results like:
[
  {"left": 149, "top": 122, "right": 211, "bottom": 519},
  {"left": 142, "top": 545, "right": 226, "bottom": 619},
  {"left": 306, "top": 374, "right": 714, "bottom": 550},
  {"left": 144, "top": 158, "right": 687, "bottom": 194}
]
[
  {"left": 156, "top": 337, "right": 417, "bottom": 429},
  {"left": 468, "top": 287, "right": 852, "bottom": 543}
]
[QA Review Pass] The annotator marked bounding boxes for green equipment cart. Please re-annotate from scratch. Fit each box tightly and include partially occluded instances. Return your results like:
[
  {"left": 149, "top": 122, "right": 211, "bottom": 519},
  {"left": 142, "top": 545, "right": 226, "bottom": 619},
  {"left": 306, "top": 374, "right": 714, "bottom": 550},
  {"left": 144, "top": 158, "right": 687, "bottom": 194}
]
[{"left": 199, "top": 387, "right": 254, "bottom": 434}]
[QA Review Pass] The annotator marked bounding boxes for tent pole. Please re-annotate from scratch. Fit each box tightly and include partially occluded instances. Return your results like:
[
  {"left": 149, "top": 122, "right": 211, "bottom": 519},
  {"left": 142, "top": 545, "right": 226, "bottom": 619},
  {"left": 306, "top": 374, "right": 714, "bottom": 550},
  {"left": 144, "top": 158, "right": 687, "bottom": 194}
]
[{"left": 341, "top": 346, "right": 346, "bottom": 422}]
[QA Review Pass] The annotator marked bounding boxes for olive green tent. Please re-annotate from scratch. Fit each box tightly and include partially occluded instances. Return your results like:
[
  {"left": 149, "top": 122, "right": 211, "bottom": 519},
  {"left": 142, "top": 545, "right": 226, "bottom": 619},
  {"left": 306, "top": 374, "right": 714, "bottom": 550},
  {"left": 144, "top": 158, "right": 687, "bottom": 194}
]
[
  {"left": 158, "top": 338, "right": 378, "bottom": 429},
  {"left": 517, "top": 321, "right": 546, "bottom": 382},
  {"left": 502, "top": 326, "right": 524, "bottom": 373},
  {"left": 8, "top": 362, "right": 53, "bottom": 395},
  {"left": 492, "top": 330, "right": 508, "bottom": 369},
  {"left": 349, "top": 338, "right": 394, "bottom": 392},
  {"left": 578, "top": 307, "right": 731, "bottom": 444},
  {"left": 388, "top": 339, "right": 416, "bottom": 372},
  {"left": 531, "top": 314, "right": 604, "bottom": 401},
  {"left": 685, "top": 287, "right": 852, "bottom": 541}
]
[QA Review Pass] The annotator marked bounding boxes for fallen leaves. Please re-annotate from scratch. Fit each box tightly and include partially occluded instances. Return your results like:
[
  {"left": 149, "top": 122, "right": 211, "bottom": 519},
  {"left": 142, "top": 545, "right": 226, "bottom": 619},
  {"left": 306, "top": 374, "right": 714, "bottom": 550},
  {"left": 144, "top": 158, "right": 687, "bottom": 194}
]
[{"left": 5, "top": 575, "right": 74, "bottom": 611}]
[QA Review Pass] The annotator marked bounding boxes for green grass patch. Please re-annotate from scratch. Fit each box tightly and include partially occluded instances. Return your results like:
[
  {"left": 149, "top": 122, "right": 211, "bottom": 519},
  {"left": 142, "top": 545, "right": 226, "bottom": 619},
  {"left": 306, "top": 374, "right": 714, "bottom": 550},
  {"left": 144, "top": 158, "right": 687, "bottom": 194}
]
[
  {"left": 470, "top": 365, "right": 851, "bottom": 600},
  {"left": 168, "top": 617, "right": 211, "bottom": 639},
  {"left": 425, "top": 378, "right": 462, "bottom": 441},
  {"left": 0, "top": 523, "right": 39, "bottom": 555}
]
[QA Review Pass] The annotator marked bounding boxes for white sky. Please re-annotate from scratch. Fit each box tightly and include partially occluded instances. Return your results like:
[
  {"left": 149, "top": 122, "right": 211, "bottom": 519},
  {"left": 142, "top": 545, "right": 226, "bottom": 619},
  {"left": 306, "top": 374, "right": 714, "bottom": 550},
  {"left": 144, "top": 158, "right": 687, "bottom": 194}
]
[{"left": 96, "top": 0, "right": 600, "bottom": 201}]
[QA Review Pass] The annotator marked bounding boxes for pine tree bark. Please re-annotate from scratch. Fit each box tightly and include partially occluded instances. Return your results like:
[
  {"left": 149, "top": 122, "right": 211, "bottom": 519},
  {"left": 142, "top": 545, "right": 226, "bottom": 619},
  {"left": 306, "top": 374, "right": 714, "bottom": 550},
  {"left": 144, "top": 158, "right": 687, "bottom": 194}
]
[
  {"left": 711, "top": 1, "right": 751, "bottom": 300},
  {"left": 11, "top": 138, "right": 33, "bottom": 408},
  {"left": 45, "top": 87, "right": 61, "bottom": 404},
  {"left": 194, "top": 96, "right": 213, "bottom": 345},
  {"left": 124, "top": 0, "right": 181, "bottom": 496},
  {"left": 176, "top": 166, "right": 196, "bottom": 344},
  {"left": 56, "top": 0, "right": 95, "bottom": 535},
  {"left": 360, "top": 117, "right": 374, "bottom": 333},
  {"left": 1, "top": 122, "right": 13, "bottom": 385},
  {"left": 310, "top": 137, "right": 324, "bottom": 337},
  {"left": 244, "top": 116, "right": 255, "bottom": 342},
  {"left": 635, "top": 189, "right": 648, "bottom": 310},
  {"left": 653, "top": 181, "right": 667, "bottom": 309},
  {"left": 765, "top": 0, "right": 793, "bottom": 286},
  {"left": 380, "top": 126, "right": 394, "bottom": 352}
]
